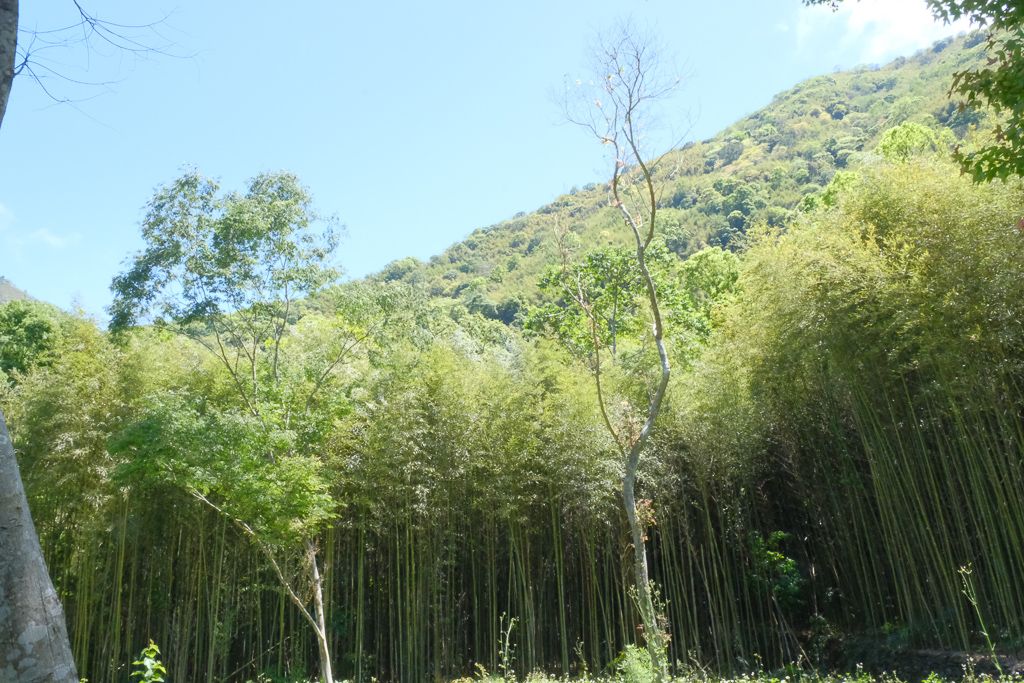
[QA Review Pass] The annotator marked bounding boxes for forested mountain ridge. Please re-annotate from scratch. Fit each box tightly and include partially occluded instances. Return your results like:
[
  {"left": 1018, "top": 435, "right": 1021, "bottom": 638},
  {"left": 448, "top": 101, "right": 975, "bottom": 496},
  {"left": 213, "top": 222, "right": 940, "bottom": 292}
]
[
  {"left": 3, "top": 26, "right": 1024, "bottom": 683},
  {"left": 373, "top": 31, "right": 987, "bottom": 321}
]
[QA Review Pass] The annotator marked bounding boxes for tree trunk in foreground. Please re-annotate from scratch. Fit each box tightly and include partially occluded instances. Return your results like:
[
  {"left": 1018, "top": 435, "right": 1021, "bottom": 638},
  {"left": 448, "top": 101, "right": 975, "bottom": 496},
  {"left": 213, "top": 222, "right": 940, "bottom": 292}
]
[
  {"left": 307, "top": 541, "right": 334, "bottom": 683},
  {"left": 0, "top": 0, "right": 16, "bottom": 131},
  {"left": 0, "top": 409, "right": 79, "bottom": 683}
]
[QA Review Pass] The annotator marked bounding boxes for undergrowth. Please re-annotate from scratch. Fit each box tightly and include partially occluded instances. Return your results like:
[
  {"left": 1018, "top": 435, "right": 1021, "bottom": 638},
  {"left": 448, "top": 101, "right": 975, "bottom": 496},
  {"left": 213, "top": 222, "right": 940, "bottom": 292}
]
[{"left": 447, "top": 671, "right": 1024, "bottom": 683}]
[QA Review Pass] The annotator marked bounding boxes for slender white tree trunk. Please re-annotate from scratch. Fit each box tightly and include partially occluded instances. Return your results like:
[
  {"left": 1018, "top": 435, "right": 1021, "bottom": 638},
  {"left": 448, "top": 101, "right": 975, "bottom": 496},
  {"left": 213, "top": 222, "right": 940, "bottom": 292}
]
[
  {"left": 0, "top": 409, "right": 79, "bottom": 683},
  {"left": 307, "top": 541, "right": 334, "bottom": 683},
  {"left": 623, "top": 462, "right": 669, "bottom": 681}
]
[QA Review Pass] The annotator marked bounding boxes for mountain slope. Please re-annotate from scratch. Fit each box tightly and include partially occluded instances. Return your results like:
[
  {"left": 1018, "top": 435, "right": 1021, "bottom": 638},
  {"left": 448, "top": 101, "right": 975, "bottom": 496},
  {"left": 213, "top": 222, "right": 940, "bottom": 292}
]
[
  {"left": 0, "top": 277, "right": 31, "bottom": 303},
  {"left": 371, "top": 32, "right": 989, "bottom": 321}
]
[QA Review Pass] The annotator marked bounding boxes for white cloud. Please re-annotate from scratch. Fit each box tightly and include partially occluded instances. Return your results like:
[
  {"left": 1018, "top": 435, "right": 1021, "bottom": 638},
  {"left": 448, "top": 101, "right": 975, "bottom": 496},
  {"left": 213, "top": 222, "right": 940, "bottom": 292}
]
[
  {"left": 28, "top": 228, "right": 81, "bottom": 250},
  {"left": 0, "top": 205, "right": 80, "bottom": 253},
  {"left": 798, "top": 0, "right": 974, "bottom": 63}
]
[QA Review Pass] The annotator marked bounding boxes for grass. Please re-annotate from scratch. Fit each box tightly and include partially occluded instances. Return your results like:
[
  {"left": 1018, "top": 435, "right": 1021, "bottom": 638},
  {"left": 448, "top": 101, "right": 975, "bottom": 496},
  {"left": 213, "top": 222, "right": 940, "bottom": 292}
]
[{"left": 447, "top": 669, "right": 1023, "bottom": 683}]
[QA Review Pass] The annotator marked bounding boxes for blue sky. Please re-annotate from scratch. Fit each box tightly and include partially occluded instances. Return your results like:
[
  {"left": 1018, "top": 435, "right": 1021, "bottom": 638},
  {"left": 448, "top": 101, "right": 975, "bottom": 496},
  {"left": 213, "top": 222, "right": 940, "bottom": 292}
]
[{"left": 0, "top": 0, "right": 969, "bottom": 318}]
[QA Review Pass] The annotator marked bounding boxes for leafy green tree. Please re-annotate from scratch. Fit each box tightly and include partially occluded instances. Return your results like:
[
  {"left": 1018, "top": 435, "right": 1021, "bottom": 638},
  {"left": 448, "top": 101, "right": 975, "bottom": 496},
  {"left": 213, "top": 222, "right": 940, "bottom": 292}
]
[
  {"left": 660, "top": 208, "right": 697, "bottom": 256},
  {"left": 109, "top": 170, "right": 345, "bottom": 683},
  {"left": 877, "top": 121, "right": 952, "bottom": 162},
  {"left": 718, "top": 138, "right": 745, "bottom": 165},
  {"left": 529, "top": 248, "right": 654, "bottom": 362},
  {"left": 0, "top": 300, "right": 66, "bottom": 377},
  {"left": 379, "top": 256, "right": 423, "bottom": 283},
  {"left": 807, "top": 169, "right": 860, "bottom": 211},
  {"left": 673, "top": 247, "right": 740, "bottom": 359},
  {"left": 529, "top": 244, "right": 736, "bottom": 368}
]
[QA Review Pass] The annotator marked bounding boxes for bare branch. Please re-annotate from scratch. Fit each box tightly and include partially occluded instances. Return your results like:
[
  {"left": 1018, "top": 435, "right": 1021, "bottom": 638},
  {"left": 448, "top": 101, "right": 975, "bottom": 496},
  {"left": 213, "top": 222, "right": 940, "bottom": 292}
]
[{"left": 13, "top": 2, "right": 191, "bottom": 106}]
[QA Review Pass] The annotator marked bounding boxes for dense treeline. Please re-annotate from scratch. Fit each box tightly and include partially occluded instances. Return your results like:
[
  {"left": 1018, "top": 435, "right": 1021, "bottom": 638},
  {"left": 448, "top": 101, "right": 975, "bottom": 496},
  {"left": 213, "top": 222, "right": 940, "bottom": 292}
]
[
  {"left": 2, "top": 148, "right": 1022, "bottom": 682},
  {"left": 667, "top": 158, "right": 1024, "bottom": 659}
]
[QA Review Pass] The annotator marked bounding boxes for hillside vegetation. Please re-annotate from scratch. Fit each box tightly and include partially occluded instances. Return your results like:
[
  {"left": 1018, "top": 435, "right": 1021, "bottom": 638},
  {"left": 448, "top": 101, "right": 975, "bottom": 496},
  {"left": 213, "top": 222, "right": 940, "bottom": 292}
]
[
  {"left": 0, "top": 275, "right": 31, "bottom": 303},
  {"left": 2, "top": 31, "right": 1023, "bottom": 683},
  {"left": 375, "top": 32, "right": 988, "bottom": 323}
]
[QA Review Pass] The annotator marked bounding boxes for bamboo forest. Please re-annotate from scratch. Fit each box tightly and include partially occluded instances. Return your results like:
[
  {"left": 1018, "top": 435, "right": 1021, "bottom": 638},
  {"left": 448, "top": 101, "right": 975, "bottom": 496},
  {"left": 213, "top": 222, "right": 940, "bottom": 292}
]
[{"left": 2, "top": 3, "right": 1024, "bottom": 683}]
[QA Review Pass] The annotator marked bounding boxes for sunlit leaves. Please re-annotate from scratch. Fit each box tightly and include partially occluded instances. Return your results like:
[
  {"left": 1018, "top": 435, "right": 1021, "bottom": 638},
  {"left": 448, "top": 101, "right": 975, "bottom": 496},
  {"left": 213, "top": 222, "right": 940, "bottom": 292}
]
[
  {"left": 877, "top": 122, "right": 952, "bottom": 162},
  {"left": 112, "top": 397, "right": 336, "bottom": 546},
  {"left": 0, "top": 300, "right": 68, "bottom": 377},
  {"left": 805, "top": 0, "right": 1024, "bottom": 180},
  {"left": 109, "top": 170, "right": 338, "bottom": 334},
  {"left": 527, "top": 244, "right": 738, "bottom": 371}
]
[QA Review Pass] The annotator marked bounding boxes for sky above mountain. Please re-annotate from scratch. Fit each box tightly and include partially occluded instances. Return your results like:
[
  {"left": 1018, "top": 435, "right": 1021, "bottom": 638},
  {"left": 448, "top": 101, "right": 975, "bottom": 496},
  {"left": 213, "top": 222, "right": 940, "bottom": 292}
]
[{"left": 0, "top": 0, "right": 969, "bottom": 317}]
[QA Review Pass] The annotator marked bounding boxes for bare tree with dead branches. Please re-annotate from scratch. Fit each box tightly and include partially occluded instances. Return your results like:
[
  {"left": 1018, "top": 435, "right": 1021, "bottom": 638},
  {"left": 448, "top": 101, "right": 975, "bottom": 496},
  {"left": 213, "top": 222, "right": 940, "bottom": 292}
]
[{"left": 564, "top": 23, "right": 681, "bottom": 683}]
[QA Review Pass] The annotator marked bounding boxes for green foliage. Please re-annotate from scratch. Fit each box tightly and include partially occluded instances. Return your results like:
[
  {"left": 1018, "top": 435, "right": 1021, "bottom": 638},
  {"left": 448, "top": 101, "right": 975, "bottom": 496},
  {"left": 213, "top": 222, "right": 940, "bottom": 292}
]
[
  {"left": 131, "top": 640, "right": 167, "bottom": 683},
  {"left": 0, "top": 312, "right": 130, "bottom": 535},
  {"left": 109, "top": 170, "right": 338, "bottom": 333},
  {"left": 9, "top": 34, "right": 1024, "bottom": 683},
  {"left": 939, "top": 5, "right": 1024, "bottom": 180},
  {"left": 800, "top": 169, "right": 860, "bottom": 211},
  {"left": 807, "top": 1, "right": 1024, "bottom": 180},
  {"left": 718, "top": 139, "right": 745, "bottom": 166},
  {"left": 454, "top": 674, "right": 1024, "bottom": 683},
  {"left": 373, "top": 35, "right": 992, "bottom": 311},
  {"left": 674, "top": 247, "right": 740, "bottom": 357},
  {"left": 611, "top": 645, "right": 654, "bottom": 683},
  {"left": 527, "top": 247, "right": 655, "bottom": 361},
  {"left": 107, "top": 169, "right": 352, "bottom": 682},
  {"left": 748, "top": 532, "right": 804, "bottom": 614},
  {"left": 877, "top": 122, "right": 951, "bottom": 162},
  {"left": 0, "top": 300, "right": 67, "bottom": 377},
  {"left": 112, "top": 398, "right": 337, "bottom": 545},
  {"left": 684, "top": 157, "right": 1024, "bottom": 650},
  {"left": 381, "top": 256, "right": 424, "bottom": 282},
  {"left": 107, "top": 172, "right": 347, "bottom": 533},
  {"left": 527, "top": 245, "right": 737, "bottom": 370}
]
